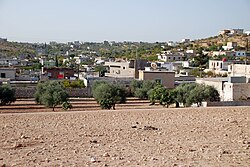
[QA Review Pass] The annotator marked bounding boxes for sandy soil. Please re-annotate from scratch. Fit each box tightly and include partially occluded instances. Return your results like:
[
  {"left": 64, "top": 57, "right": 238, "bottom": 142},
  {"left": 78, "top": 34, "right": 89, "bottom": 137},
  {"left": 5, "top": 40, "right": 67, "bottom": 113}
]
[{"left": 0, "top": 107, "right": 250, "bottom": 167}]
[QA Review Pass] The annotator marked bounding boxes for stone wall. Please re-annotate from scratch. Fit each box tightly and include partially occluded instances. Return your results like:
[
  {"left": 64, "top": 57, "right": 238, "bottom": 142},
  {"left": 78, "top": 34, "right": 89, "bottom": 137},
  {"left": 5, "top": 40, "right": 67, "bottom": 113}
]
[
  {"left": 14, "top": 87, "right": 91, "bottom": 98},
  {"left": 203, "top": 101, "right": 250, "bottom": 107}
]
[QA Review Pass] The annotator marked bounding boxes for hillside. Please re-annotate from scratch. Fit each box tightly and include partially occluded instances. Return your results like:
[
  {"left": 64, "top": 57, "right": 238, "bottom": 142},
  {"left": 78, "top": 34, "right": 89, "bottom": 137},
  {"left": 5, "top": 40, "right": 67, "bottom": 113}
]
[
  {"left": 0, "top": 41, "right": 36, "bottom": 57},
  {"left": 193, "top": 34, "right": 249, "bottom": 49}
]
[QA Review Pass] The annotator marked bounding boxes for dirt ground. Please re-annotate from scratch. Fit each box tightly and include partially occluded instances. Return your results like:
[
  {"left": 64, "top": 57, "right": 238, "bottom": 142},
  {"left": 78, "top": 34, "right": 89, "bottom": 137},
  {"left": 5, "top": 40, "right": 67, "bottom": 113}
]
[{"left": 0, "top": 106, "right": 250, "bottom": 167}]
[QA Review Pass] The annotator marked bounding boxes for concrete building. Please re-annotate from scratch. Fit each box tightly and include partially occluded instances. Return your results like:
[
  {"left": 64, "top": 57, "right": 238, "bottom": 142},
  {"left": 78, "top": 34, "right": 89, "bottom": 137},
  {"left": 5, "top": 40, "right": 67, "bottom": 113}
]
[
  {"left": 219, "top": 29, "right": 244, "bottom": 36},
  {"left": 0, "top": 68, "right": 16, "bottom": 80},
  {"left": 0, "top": 58, "right": 20, "bottom": 66},
  {"left": 229, "top": 64, "right": 250, "bottom": 79},
  {"left": 235, "top": 51, "right": 246, "bottom": 57},
  {"left": 223, "top": 77, "right": 250, "bottom": 101},
  {"left": 167, "top": 41, "right": 176, "bottom": 47},
  {"left": 180, "top": 39, "right": 190, "bottom": 44},
  {"left": 209, "top": 60, "right": 232, "bottom": 71},
  {"left": 105, "top": 59, "right": 148, "bottom": 78},
  {"left": 83, "top": 76, "right": 134, "bottom": 88},
  {"left": 212, "top": 51, "right": 236, "bottom": 57},
  {"left": 157, "top": 51, "right": 184, "bottom": 62},
  {"left": 196, "top": 76, "right": 250, "bottom": 101},
  {"left": 39, "top": 57, "right": 56, "bottom": 67},
  {"left": 0, "top": 38, "right": 7, "bottom": 42},
  {"left": 138, "top": 70, "right": 175, "bottom": 89},
  {"left": 41, "top": 67, "right": 75, "bottom": 80},
  {"left": 222, "top": 42, "right": 237, "bottom": 51}
]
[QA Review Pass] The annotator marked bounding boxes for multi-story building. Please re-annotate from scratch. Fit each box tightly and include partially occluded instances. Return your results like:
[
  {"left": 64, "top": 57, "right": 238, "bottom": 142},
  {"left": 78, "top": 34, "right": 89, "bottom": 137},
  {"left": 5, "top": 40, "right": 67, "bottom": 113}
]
[
  {"left": 105, "top": 59, "right": 148, "bottom": 78},
  {"left": 157, "top": 51, "right": 184, "bottom": 62}
]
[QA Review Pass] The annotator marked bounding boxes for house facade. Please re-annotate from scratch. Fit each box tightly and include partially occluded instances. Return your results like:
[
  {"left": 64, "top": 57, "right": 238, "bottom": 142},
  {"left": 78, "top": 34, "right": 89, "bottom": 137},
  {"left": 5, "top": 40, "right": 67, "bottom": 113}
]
[
  {"left": 105, "top": 59, "right": 148, "bottom": 78},
  {"left": 196, "top": 76, "right": 250, "bottom": 101},
  {"left": 209, "top": 60, "right": 232, "bottom": 71},
  {"left": 138, "top": 70, "right": 175, "bottom": 89},
  {"left": 229, "top": 64, "right": 250, "bottom": 79},
  {"left": 0, "top": 68, "right": 16, "bottom": 80},
  {"left": 157, "top": 51, "right": 184, "bottom": 62},
  {"left": 41, "top": 67, "right": 75, "bottom": 80}
]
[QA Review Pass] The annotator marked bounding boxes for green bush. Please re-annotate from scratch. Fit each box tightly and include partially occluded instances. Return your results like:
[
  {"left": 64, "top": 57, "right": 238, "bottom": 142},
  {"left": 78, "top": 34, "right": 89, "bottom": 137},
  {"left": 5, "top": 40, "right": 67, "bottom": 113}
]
[
  {"left": 62, "top": 101, "right": 73, "bottom": 110},
  {"left": 35, "top": 81, "right": 69, "bottom": 111},
  {"left": 92, "top": 81, "right": 126, "bottom": 110},
  {"left": 0, "top": 85, "right": 16, "bottom": 106},
  {"left": 63, "top": 80, "right": 85, "bottom": 88},
  {"left": 130, "top": 80, "right": 156, "bottom": 99}
]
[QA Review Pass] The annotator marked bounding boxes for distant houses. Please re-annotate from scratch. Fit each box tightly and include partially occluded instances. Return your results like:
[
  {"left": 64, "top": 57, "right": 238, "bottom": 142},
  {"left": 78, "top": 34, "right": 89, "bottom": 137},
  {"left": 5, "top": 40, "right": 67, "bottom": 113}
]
[{"left": 219, "top": 29, "right": 244, "bottom": 36}]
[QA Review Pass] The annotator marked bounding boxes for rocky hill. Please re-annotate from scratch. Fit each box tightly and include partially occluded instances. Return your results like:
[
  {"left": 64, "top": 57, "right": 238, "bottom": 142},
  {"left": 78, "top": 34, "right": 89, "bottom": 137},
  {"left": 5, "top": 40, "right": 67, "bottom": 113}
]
[{"left": 193, "top": 34, "right": 249, "bottom": 50}]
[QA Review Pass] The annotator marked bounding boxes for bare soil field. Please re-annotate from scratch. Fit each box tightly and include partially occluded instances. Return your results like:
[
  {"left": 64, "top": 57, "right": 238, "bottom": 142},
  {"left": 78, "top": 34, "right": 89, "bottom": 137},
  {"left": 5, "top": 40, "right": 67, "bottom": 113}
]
[{"left": 0, "top": 106, "right": 250, "bottom": 167}]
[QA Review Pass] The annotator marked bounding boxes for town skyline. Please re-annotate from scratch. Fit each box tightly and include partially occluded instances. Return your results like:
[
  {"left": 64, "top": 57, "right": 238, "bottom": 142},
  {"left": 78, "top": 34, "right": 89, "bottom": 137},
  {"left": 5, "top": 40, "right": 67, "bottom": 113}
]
[{"left": 0, "top": 0, "right": 250, "bottom": 43}]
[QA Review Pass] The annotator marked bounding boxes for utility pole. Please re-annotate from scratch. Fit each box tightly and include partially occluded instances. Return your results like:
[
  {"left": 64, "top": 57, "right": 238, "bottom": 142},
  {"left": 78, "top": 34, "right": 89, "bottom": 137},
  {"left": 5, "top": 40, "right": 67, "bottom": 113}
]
[{"left": 245, "top": 38, "right": 248, "bottom": 65}]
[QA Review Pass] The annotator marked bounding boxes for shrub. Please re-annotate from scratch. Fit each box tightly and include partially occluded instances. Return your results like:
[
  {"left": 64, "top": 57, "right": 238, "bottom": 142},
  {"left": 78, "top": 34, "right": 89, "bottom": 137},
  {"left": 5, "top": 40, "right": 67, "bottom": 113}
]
[
  {"left": 130, "top": 80, "right": 156, "bottom": 99},
  {"left": 35, "top": 81, "right": 69, "bottom": 111},
  {"left": 62, "top": 101, "right": 73, "bottom": 110},
  {"left": 0, "top": 85, "right": 16, "bottom": 106},
  {"left": 92, "top": 81, "right": 126, "bottom": 110}
]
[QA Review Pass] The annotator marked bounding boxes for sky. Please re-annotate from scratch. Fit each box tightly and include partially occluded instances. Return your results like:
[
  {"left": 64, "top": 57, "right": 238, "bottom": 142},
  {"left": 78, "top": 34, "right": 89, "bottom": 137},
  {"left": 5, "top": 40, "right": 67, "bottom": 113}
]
[{"left": 0, "top": 0, "right": 250, "bottom": 43}]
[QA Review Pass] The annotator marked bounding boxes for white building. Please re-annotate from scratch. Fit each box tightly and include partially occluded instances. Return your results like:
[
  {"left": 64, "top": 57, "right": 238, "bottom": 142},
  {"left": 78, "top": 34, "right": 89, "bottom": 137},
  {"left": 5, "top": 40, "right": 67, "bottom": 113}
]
[
  {"left": 157, "top": 51, "right": 184, "bottom": 62},
  {"left": 212, "top": 51, "right": 236, "bottom": 57},
  {"left": 180, "top": 39, "right": 190, "bottom": 43},
  {"left": 244, "top": 31, "right": 250, "bottom": 36},
  {"left": 235, "top": 51, "right": 246, "bottom": 57},
  {"left": 167, "top": 41, "right": 177, "bottom": 47},
  {"left": 229, "top": 64, "right": 250, "bottom": 79},
  {"left": 219, "top": 29, "right": 244, "bottom": 36},
  {"left": 209, "top": 60, "right": 232, "bottom": 71},
  {"left": 222, "top": 42, "right": 237, "bottom": 51},
  {"left": 196, "top": 76, "right": 250, "bottom": 101}
]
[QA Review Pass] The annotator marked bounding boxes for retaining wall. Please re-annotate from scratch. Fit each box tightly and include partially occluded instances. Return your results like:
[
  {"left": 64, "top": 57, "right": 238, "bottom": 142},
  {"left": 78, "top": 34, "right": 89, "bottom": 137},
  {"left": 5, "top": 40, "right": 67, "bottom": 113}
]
[{"left": 14, "top": 87, "right": 91, "bottom": 98}]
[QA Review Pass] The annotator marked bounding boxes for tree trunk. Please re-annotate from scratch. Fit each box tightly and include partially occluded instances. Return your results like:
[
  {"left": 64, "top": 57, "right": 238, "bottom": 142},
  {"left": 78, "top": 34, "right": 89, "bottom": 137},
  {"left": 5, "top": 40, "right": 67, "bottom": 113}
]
[{"left": 175, "top": 102, "right": 180, "bottom": 108}]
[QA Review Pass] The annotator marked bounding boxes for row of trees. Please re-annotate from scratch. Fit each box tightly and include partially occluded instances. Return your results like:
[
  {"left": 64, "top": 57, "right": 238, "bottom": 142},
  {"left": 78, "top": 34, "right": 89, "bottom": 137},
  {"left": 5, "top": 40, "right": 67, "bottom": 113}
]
[
  {"left": 1, "top": 80, "right": 220, "bottom": 111},
  {"left": 92, "top": 80, "right": 220, "bottom": 110},
  {"left": 148, "top": 83, "right": 220, "bottom": 107}
]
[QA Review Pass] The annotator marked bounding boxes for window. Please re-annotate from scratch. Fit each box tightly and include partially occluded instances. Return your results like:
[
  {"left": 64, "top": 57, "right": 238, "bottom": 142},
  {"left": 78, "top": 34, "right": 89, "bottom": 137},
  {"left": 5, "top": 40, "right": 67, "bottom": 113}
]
[
  {"left": 123, "top": 67, "right": 126, "bottom": 69},
  {"left": 155, "top": 79, "right": 162, "bottom": 84},
  {"left": 1, "top": 73, "right": 6, "bottom": 78}
]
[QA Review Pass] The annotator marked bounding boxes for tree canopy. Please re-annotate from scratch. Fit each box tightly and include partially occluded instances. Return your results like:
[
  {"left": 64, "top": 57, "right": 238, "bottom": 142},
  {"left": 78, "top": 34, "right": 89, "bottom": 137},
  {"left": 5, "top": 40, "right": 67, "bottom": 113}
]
[
  {"left": 92, "top": 81, "right": 126, "bottom": 110},
  {"left": 0, "top": 85, "right": 16, "bottom": 106},
  {"left": 34, "top": 81, "right": 69, "bottom": 111}
]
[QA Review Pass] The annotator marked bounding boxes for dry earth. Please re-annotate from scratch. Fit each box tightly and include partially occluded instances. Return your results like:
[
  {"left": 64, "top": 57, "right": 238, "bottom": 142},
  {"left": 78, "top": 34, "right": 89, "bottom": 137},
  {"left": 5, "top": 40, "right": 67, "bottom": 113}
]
[{"left": 0, "top": 107, "right": 250, "bottom": 167}]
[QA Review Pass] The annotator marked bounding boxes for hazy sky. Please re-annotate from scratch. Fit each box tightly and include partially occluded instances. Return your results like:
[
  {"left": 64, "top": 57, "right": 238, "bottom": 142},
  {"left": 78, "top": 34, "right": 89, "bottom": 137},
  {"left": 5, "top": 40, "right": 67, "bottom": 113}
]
[{"left": 0, "top": 0, "right": 250, "bottom": 43}]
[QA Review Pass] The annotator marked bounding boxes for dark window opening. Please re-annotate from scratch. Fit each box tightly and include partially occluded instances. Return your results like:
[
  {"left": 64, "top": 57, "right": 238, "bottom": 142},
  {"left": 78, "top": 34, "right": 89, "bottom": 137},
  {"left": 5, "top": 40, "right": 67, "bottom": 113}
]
[{"left": 1, "top": 73, "right": 6, "bottom": 78}]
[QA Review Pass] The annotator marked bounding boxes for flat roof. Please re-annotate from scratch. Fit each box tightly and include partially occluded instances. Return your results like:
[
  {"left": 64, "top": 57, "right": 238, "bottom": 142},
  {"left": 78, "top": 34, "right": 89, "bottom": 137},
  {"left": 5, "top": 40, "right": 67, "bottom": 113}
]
[
  {"left": 140, "top": 70, "right": 175, "bottom": 73},
  {"left": 196, "top": 77, "right": 228, "bottom": 82}
]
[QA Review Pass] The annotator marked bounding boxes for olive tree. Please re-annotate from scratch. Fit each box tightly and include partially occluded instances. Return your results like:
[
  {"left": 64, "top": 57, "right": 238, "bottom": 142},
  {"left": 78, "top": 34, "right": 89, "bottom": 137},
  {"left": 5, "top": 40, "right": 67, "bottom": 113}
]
[
  {"left": 34, "top": 81, "right": 69, "bottom": 111},
  {"left": 0, "top": 85, "right": 16, "bottom": 106},
  {"left": 92, "top": 81, "right": 126, "bottom": 110},
  {"left": 130, "top": 80, "right": 156, "bottom": 99},
  {"left": 148, "top": 84, "right": 175, "bottom": 108}
]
